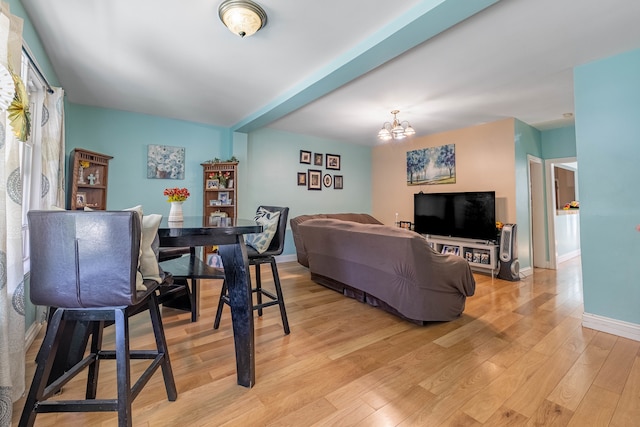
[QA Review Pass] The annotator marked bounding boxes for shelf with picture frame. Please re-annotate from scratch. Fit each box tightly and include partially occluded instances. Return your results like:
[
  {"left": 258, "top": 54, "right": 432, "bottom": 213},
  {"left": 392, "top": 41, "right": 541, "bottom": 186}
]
[
  {"left": 202, "top": 161, "right": 239, "bottom": 260},
  {"left": 69, "top": 148, "right": 113, "bottom": 210},
  {"left": 425, "top": 235, "right": 498, "bottom": 275}
]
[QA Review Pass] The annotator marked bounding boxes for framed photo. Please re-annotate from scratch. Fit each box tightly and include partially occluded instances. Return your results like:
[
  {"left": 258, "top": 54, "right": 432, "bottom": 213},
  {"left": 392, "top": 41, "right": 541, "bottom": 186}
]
[
  {"left": 314, "top": 153, "right": 323, "bottom": 166},
  {"left": 297, "top": 172, "right": 307, "bottom": 186},
  {"left": 218, "top": 191, "right": 230, "bottom": 204},
  {"left": 308, "top": 169, "right": 322, "bottom": 190},
  {"left": 399, "top": 221, "right": 412, "bottom": 230},
  {"left": 441, "top": 245, "right": 459, "bottom": 256},
  {"left": 206, "top": 179, "right": 219, "bottom": 189},
  {"left": 76, "top": 192, "right": 87, "bottom": 207},
  {"left": 333, "top": 175, "right": 343, "bottom": 189},
  {"left": 300, "top": 150, "right": 311, "bottom": 164},
  {"left": 323, "top": 174, "right": 332, "bottom": 187},
  {"left": 326, "top": 153, "right": 341, "bottom": 170}
]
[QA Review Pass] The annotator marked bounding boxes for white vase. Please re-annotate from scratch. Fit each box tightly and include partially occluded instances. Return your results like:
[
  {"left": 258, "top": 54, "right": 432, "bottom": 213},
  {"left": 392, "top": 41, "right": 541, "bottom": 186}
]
[{"left": 168, "top": 201, "right": 184, "bottom": 222}]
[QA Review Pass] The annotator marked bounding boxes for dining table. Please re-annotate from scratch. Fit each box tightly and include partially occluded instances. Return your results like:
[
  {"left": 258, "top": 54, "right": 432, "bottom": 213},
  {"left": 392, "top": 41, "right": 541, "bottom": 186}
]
[{"left": 157, "top": 216, "right": 262, "bottom": 388}]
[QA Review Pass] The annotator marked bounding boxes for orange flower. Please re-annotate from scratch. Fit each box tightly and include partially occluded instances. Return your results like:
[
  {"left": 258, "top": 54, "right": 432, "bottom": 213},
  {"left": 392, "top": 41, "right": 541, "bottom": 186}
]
[{"left": 164, "top": 187, "right": 190, "bottom": 202}]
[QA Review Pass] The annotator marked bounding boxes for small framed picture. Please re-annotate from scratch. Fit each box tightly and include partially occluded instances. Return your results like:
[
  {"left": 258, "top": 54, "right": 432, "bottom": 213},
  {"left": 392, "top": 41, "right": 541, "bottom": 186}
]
[
  {"left": 323, "top": 174, "right": 332, "bottom": 187},
  {"left": 333, "top": 175, "right": 343, "bottom": 189},
  {"left": 326, "top": 153, "right": 341, "bottom": 170},
  {"left": 300, "top": 150, "right": 311, "bottom": 164},
  {"left": 218, "top": 191, "right": 229, "bottom": 204},
  {"left": 76, "top": 192, "right": 87, "bottom": 207},
  {"left": 206, "top": 179, "right": 219, "bottom": 189},
  {"left": 308, "top": 169, "right": 322, "bottom": 190},
  {"left": 297, "top": 172, "right": 307, "bottom": 186},
  {"left": 441, "top": 245, "right": 459, "bottom": 256},
  {"left": 399, "top": 221, "right": 412, "bottom": 229},
  {"left": 314, "top": 153, "right": 323, "bottom": 166}
]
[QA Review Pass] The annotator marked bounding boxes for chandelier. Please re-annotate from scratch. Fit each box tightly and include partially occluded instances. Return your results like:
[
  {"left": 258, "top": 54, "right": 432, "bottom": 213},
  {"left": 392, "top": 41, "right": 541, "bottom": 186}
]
[
  {"left": 377, "top": 110, "right": 416, "bottom": 141},
  {"left": 218, "top": 0, "right": 268, "bottom": 38}
]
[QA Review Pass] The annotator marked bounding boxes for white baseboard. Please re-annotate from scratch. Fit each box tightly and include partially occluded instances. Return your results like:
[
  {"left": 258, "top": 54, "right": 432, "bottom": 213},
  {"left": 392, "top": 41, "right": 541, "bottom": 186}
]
[
  {"left": 25, "top": 321, "right": 43, "bottom": 350},
  {"left": 582, "top": 312, "right": 640, "bottom": 342},
  {"left": 519, "top": 266, "right": 533, "bottom": 277},
  {"left": 275, "top": 254, "right": 297, "bottom": 263},
  {"left": 558, "top": 249, "right": 581, "bottom": 264}
]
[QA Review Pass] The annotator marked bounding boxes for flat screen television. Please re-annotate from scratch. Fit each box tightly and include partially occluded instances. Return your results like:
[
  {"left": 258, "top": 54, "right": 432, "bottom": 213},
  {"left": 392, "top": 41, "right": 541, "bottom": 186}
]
[{"left": 414, "top": 191, "right": 496, "bottom": 241}]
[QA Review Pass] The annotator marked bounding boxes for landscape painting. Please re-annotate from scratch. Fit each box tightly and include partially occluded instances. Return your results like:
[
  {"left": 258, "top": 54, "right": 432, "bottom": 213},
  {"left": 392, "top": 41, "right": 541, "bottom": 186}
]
[{"left": 406, "top": 144, "right": 456, "bottom": 185}]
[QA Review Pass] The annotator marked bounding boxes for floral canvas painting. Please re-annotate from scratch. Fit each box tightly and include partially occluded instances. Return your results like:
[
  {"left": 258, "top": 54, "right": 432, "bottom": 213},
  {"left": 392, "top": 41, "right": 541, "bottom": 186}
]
[
  {"left": 406, "top": 144, "right": 456, "bottom": 185},
  {"left": 147, "top": 144, "right": 185, "bottom": 179}
]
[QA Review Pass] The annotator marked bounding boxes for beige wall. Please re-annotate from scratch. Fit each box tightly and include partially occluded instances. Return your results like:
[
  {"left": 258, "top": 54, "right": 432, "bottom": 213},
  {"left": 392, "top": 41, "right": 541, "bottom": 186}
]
[{"left": 372, "top": 118, "right": 517, "bottom": 227}]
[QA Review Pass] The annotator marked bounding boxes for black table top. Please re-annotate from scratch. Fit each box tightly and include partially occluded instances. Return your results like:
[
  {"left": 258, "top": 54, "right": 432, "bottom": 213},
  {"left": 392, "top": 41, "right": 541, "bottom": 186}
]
[{"left": 158, "top": 216, "right": 262, "bottom": 247}]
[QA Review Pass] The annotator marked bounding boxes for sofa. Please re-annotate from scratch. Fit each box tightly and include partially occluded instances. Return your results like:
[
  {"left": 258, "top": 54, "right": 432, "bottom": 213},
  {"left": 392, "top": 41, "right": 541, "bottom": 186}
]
[
  {"left": 296, "top": 218, "right": 476, "bottom": 323},
  {"left": 290, "top": 213, "right": 383, "bottom": 267}
]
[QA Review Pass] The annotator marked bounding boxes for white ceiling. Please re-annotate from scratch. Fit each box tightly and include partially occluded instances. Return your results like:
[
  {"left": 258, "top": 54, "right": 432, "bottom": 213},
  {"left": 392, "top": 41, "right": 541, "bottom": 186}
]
[{"left": 21, "top": 0, "right": 640, "bottom": 146}]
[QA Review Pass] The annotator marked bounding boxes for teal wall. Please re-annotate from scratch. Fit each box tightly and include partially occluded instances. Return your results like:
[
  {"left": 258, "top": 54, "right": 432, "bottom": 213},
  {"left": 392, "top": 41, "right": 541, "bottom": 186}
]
[
  {"left": 65, "top": 103, "right": 230, "bottom": 217},
  {"left": 244, "top": 128, "right": 373, "bottom": 256},
  {"left": 541, "top": 126, "right": 577, "bottom": 159},
  {"left": 575, "top": 48, "right": 640, "bottom": 324},
  {"left": 514, "top": 120, "right": 543, "bottom": 271}
]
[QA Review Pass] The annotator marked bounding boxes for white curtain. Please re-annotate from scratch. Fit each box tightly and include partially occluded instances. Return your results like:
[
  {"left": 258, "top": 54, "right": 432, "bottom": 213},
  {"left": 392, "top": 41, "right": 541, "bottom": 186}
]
[
  {"left": 41, "top": 87, "right": 65, "bottom": 209},
  {"left": 0, "top": 4, "right": 25, "bottom": 425}
]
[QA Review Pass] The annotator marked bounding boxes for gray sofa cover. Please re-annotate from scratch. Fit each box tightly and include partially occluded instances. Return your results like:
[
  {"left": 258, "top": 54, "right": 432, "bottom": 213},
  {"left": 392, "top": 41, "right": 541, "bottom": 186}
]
[
  {"left": 298, "top": 218, "right": 476, "bottom": 323},
  {"left": 290, "top": 213, "right": 382, "bottom": 267}
]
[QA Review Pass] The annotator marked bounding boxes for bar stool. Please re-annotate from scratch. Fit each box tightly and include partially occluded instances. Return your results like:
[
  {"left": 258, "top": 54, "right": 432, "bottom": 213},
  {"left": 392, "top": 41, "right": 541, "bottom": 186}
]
[{"left": 20, "top": 211, "right": 177, "bottom": 427}]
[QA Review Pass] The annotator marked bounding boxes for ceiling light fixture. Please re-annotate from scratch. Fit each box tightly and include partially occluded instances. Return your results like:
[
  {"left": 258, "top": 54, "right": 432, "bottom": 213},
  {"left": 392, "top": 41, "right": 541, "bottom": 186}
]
[
  {"left": 218, "top": 0, "right": 267, "bottom": 38},
  {"left": 378, "top": 110, "right": 416, "bottom": 141}
]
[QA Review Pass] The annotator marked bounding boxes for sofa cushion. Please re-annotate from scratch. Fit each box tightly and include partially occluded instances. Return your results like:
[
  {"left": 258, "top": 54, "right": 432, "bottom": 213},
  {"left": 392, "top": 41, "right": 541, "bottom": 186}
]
[{"left": 245, "top": 207, "right": 281, "bottom": 254}]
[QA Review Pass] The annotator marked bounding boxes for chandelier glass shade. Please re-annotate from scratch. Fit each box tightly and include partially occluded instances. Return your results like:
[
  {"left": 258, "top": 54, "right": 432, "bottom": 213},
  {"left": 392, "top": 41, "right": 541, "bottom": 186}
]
[
  {"left": 378, "top": 110, "right": 415, "bottom": 141},
  {"left": 218, "top": 0, "right": 267, "bottom": 38}
]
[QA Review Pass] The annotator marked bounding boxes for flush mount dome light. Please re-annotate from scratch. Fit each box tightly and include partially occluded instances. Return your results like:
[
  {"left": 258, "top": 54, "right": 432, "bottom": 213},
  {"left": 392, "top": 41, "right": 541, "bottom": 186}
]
[{"left": 218, "top": 0, "right": 268, "bottom": 38}]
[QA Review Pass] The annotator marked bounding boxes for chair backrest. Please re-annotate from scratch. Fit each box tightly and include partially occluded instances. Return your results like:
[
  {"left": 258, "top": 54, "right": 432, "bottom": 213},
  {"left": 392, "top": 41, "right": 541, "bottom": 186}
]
[
  {"left": 28, "top": 210, "right": 142, "bottom": 308},
  {"left": 258, "top": 205, "right": 289, "bottom": 256}
]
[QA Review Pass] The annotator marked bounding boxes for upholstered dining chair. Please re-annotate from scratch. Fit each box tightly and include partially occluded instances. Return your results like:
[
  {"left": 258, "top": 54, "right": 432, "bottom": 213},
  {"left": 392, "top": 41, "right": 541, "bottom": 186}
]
[
  {"left": 20, "top": 210, "right": 177, "bottom": 427},
  {"left": 214, "top": 206, "right": 290, "bottom": 334}
]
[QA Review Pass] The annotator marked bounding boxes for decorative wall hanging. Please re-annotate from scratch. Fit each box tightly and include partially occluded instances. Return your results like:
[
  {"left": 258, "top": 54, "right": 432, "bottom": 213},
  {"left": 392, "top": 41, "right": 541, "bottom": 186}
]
[
  {"left": 333, "top": 175, "right": 343, "bottom": 189},
  {"left": 326, "top": 154, "right": 340, "bottom": 170},
  {"left": 406, "top": 144, "right": 456, "bottom": 185},
  {"left": 323, "top": 174, "right": 332, "bottom": 188},
  {"left": 147, "top": 144, "right": 185, "bottom": 179},
  {"left": 300, "top": 150, "right": 311, "bottom": 164},
  {"left": 314, "top": 153, "right": 323, "bottom": 166},
  {"left": 308, "top": 169, "right": 322, "bottom": 190},
  {"left": 297, "top": 172, "right": 306, "bottom": 186},
  {"left": 8, "top": 70, "right": 31, "bottom": 141}
]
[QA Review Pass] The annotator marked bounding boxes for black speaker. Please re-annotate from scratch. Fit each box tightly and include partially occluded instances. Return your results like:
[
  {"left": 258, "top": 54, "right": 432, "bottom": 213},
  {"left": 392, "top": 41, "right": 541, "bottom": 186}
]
[{"left": 498, "top": 223, "right": 520, "bottom": 281}]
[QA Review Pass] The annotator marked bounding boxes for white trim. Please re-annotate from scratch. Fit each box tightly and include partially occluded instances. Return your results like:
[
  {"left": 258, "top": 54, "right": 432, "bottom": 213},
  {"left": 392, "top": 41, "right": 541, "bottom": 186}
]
[
  {"left": 582, "top": 313, "right": 640, "bottom": 342},
  {"left": 25, "top": 321, "right": 43, "bottom": 351},
  {"left": 275, "top": 254, "right": 297, "bottom": 263},
  {"left": 519, "top": 266, "right": 533, "bottom": 278},
  {"left": 557, "top": 249, "right": 581, "bottom": 264}
]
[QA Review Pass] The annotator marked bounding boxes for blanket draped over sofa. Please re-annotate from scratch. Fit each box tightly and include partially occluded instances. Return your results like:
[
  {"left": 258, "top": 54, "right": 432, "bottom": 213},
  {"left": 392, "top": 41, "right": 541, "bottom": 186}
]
[{"left": 296, "top": 218, "right": 476, "bottom": 323}]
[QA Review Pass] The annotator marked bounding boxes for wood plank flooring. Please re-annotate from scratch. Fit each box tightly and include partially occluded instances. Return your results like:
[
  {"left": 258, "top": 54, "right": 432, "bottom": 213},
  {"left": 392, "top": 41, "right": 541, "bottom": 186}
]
[{"left": 12, "top": 257, "right": 640, "bottom": 426}]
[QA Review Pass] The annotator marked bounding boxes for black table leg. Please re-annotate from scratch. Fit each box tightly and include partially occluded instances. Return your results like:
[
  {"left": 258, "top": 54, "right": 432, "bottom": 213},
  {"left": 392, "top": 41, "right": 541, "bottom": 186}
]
[{"left": 218, "top": 237, "right": 255, "bottom": 388}]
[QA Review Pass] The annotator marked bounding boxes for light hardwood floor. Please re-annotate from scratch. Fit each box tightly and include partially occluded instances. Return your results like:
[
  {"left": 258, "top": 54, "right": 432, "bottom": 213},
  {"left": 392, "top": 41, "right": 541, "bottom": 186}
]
[{"left": 12, "top": 257, "right": 640, "bottom": 426}]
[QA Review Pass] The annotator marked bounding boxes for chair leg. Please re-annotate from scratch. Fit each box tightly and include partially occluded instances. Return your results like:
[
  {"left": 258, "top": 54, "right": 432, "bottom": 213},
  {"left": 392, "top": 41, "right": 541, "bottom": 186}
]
[
  {"left": 270, "top": 258, "right": 290, "bottom": 335},
  {"left": 114, "top": 308, "right": 133, "bottom": 427},
  {"left": 19, "top": 308, "right": 66, "bottom": 427},
  {"left": 85, "top": 320, "right": 105, "bottom": 399},
  {"left": 213, "top": 280, "right": 228, "bottom": 329},
  {"left": 147, "top": 292, "right": 178, "bottom": 401},
  {"left": 255, "top": 263, "right": 263, "bottom": 316}
]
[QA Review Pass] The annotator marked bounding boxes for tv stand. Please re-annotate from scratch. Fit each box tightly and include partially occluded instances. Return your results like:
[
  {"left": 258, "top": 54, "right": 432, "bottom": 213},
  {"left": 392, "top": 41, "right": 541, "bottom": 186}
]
[{"left": 424, "top": 235, "right": 498, "bottom": 274}]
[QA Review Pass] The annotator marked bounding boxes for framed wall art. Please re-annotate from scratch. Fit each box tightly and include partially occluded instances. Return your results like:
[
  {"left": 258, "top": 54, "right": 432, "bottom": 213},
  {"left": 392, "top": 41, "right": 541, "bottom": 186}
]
[
  {"left": 314, "top": 153, "right": 323, "bottom": 166},
  {"left": 147, "top": 144, "right": 185, "bottom": 179},
  {"left": 297, "top": 172, "right": 307, "bottom": 186},
  {"left": 333, "top": 175, "right": 343, "bottom": 189},
  {"left": 406, "top": 143, "right": 456, "bottom": 185},
  {"left": 326, "top": 153, "right": 341, "bottom": 170},
  {"left": 300, "top": 150, "right": 311, "bottom": 164},
  {"left": 323, "top": 174, "right": 332, "bottom": 187},
  {"left": 308, "top": 169, "right": 322, "bottom": 190}
]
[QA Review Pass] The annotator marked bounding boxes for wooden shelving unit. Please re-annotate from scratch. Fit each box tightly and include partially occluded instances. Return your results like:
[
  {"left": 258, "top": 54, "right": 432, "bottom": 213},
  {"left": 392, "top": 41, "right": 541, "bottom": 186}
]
[
  {"left": 69, "top": 148, "right": 113, "bottom": 210},
  {"left": 201, "top": 161, "right": 238, "bottom": 260}
]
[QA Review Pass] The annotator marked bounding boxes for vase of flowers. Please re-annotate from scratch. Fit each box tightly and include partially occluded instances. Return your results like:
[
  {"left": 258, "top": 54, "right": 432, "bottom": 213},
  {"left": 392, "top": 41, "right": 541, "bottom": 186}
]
[
  {"left": 164, "top": 187, "right": 190, "bottom": 222},
  {"left": 209, "top": 171, "right": 231, "bottom": 188}
]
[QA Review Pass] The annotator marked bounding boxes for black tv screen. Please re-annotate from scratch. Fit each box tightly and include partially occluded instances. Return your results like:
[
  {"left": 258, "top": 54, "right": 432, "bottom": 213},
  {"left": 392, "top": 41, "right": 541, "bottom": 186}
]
[{"left": 414, "top": 191, "right": 496, "bottom": 241}]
